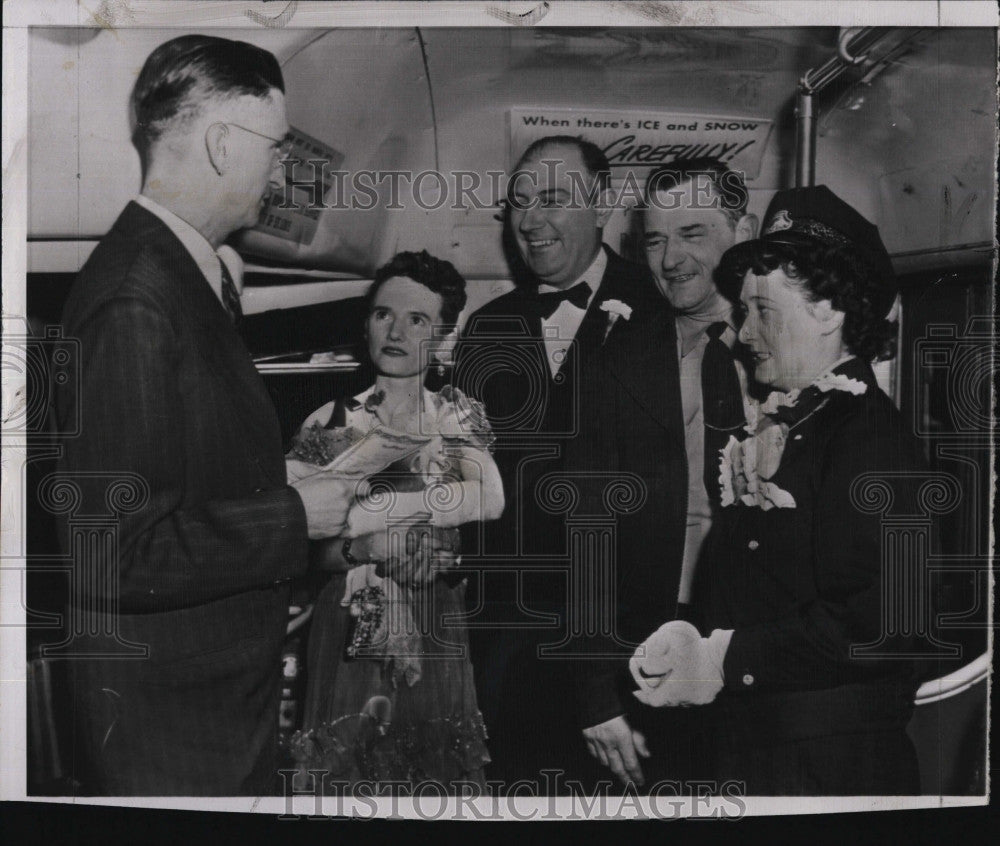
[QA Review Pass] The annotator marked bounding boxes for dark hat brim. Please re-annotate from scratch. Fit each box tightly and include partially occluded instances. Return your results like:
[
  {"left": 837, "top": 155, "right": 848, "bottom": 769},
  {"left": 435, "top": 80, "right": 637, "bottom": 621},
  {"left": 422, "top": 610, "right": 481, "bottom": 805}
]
[
  {"left": 716, "top": 230, "right": 824, "bottom": 299},
  {"left": 717, "top": 230, "right": 898, "bottom": 318}
]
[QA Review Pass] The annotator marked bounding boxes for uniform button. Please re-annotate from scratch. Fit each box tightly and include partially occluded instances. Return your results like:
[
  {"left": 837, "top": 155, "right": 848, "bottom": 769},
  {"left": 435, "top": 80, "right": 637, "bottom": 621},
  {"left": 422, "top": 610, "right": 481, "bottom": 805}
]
[
  {"left": 794, "top": 434, "right": 803, "bottom": 440},
  {"left": 748, "top": 540, "right": 759, "bottom": 551},
  {"left": 742, "top": 674, "right": 755, "bottom": 686}
]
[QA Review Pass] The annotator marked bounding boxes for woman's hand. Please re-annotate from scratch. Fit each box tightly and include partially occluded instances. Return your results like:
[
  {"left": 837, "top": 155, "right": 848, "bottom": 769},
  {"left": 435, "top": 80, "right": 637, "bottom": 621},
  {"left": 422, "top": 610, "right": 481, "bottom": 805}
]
[
  {"left": 387, "top": 525, "right": 461, "bottom": 588},
  {"left": 309, "top": 537, "right": 354, "bottom": 572},
  {"left": 351, "top": 524, "right": 460, "bottom": 588},
  {"left": 582, "top": 715, "right": 650, "bottom": 787}
]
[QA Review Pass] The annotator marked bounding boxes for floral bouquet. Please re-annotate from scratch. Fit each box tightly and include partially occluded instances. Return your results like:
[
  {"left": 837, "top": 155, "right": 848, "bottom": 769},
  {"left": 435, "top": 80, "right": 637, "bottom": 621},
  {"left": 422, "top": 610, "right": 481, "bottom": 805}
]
[{"left": 288, "top": 421, "right": 366, "bottom": 467}]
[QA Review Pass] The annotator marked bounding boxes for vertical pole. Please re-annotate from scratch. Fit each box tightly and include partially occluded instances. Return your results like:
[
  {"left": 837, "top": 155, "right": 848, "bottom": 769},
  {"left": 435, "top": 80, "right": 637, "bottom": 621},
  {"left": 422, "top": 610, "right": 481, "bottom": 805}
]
[{"left": 795, "top": 85, "right": 816, "bottom": 188}]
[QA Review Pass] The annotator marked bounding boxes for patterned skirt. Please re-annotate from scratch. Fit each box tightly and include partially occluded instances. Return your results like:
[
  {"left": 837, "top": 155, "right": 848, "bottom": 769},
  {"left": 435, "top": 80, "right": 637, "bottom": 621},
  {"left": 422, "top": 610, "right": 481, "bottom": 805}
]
[{"left": 290, "top": 570, "right": 489, "bottom": 792}]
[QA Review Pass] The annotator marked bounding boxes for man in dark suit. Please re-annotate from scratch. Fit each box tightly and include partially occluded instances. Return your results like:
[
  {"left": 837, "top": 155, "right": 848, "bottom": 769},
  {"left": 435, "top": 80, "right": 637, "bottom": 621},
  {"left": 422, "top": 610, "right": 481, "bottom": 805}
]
[
  {"left": 565, "top": 159, "right": 757, "bottom": 788},
  {"left": 454, "top": 136, "right": 657, "bottom": 786},
  {"left": 55, "top": 35, "right": 350, "bottom": 795}
]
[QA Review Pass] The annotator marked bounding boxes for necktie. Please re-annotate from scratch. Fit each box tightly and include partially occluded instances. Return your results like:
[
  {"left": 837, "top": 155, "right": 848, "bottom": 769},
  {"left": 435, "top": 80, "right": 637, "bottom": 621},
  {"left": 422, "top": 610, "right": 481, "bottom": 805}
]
[
  {"left": 702, "top": 322, "right": 746, "bottom": 500},
  {"left": 531, "top": 282, "right": 591, "bottom": 319},
  {"left": 218, "top": 257, "right": 243, "bottom": 326},
  {"left": 702, "top": 322, "right": 744, "bottom": 427}
]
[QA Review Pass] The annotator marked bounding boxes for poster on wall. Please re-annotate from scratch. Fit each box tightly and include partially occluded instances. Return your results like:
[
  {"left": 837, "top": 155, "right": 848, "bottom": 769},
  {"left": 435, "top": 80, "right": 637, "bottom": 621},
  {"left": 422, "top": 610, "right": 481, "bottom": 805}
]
[
  {"left": 509, "top": 107, "right": 773, "bottom": 185},
  {"left": 253, "top": 126, "right": 344, "bottom": 246}
]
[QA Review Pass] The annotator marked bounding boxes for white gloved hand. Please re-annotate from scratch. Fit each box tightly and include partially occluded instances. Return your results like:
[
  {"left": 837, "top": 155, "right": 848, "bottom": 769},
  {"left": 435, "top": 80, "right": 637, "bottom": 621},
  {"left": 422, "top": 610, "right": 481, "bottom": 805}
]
[{"left": 629, "top": 620, "right": 733, "bottom": 707}]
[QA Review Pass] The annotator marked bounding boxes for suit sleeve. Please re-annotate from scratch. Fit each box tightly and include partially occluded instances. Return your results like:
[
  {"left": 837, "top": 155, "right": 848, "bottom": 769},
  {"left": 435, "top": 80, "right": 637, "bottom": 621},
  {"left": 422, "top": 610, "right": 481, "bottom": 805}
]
[
  {"left": 61, "top": 295, "right": 308, "bottom": 611},
  {"left": 564, "top": 357, "right": 634, "bottom": 729},
  {"left": 721, "top": 409, "right": 924, "bottom": 691}
]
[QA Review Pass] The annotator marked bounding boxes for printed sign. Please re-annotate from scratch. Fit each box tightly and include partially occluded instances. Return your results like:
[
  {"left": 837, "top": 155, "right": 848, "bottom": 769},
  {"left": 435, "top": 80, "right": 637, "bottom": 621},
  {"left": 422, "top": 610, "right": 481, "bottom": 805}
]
[
  {"left": 253, "top": 126, "right": 345, "bottom": 246},
  {"left": 509, "top": 108, "right": 773, "bottom": 182}
]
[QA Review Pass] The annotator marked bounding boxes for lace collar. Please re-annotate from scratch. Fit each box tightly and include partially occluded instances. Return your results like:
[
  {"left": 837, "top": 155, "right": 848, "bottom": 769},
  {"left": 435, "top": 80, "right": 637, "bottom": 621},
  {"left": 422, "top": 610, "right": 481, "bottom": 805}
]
[{"left": 752, "top": 357, "right": 872, "bottom": 430}]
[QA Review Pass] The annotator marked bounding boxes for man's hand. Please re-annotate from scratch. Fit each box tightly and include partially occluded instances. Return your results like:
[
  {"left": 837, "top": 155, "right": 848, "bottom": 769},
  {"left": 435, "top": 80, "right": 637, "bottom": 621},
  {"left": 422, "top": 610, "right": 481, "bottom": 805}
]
[
  {"left": 582, "top": 715, "right": 650, "bottom": 787},
  {"left": 292, "top": 473, "right": 356, "bottom": 539},
  {"left": 629, "top": 620, "right": 733, "bottom": 707},
  {"left": 286, "top": 458, "right": 317, "bottom": 485}
]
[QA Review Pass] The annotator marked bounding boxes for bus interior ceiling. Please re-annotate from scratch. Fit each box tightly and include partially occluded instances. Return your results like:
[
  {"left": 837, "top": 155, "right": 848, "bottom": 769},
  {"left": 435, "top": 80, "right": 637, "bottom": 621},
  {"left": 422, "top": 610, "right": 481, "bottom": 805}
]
[{"left": 28, "top": 27, "right": 996, "bottom": 289}]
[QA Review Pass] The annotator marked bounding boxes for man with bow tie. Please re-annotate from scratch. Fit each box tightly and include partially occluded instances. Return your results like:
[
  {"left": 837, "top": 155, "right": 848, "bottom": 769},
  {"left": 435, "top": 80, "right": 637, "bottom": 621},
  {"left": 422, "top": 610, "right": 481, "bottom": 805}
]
[
  {"left": 454, "top": 136, "right": 656, "bottom": 786},
  {"left": 564, "top": 159, "right": 757, "bottom": 789},
  {"left": 55, "top": 35, "right": 351, "bottom": 795}
]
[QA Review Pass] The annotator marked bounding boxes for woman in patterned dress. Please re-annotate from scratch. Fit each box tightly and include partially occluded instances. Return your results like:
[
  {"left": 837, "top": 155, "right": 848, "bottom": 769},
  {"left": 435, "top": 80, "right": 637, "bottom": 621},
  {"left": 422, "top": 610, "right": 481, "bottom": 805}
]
[{"left": 288, "top": 251, "right": 503, "bottom": 792}]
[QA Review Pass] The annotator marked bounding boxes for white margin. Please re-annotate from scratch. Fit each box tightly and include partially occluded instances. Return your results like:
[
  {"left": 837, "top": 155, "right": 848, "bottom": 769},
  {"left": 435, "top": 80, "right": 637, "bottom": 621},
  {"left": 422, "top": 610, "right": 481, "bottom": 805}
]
[{"left": 1, "top": 0, "right": 994, "bottom": 817}]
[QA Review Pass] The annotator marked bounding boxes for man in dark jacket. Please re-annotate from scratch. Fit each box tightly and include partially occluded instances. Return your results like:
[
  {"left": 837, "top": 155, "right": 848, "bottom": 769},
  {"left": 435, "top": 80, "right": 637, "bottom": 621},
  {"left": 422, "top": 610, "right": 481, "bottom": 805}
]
[
  {"left": 455, "top": 136, "right": 656, "bottom": 786},
  {"left": 565, "top": 160, "right": 757, "bottom": 788},
  {"left": 56, "top": 35, "right": 349, "bottom": 795}
]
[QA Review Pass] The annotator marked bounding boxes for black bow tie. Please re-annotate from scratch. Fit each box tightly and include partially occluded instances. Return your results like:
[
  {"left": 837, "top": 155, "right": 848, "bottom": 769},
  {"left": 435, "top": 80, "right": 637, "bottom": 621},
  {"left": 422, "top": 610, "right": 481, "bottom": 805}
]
[{"left": 530, "top": 282, "right": 592, "bottom": 319}]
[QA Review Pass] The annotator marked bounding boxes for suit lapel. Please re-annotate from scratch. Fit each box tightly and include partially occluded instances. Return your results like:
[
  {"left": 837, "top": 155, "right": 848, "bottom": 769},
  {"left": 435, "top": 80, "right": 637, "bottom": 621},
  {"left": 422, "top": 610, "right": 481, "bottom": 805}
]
[
  {"left": 115, "top": 202, "right": 230, "bottom": 332},
  {"left": 555, "top": 246, "right": 629, "bottom": 379},
  {"left": 121, "top": 204, "right": 282, "bottom": 454},
  {"left": 608, "top": 303, "right": 684, "bottom": 438},
  {"left": 557, "top": 296, "right": 604, "bottom": 382},
  {"left": 508, "top": 287, "right": 553, "bottom": 381}
]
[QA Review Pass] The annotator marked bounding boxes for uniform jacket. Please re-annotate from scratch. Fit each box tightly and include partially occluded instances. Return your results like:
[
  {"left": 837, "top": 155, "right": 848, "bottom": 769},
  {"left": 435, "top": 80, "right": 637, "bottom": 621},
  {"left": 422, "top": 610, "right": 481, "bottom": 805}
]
[{"left": 699, "top": 357, "right": 925, "bottom": 746}]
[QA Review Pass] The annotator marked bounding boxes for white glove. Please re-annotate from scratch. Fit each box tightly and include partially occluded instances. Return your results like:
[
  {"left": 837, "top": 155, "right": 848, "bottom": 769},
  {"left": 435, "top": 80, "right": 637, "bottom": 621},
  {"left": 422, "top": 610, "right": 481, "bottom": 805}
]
[{"left": 629, "top": 620, "right": 733, "bottom": 707}]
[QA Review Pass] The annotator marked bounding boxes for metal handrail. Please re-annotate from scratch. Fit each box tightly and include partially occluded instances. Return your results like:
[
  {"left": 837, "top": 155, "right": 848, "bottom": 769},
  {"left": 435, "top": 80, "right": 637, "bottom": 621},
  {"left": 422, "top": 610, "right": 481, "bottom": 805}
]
[
  {"left": 795, "top": 27, "right": 897, "bottom": 187},
  {"left": 286, "top": 603, "right": 314, "bottom": 636},
  {"left": 914, "top": 652, "right": 991, "bottom": 705}
]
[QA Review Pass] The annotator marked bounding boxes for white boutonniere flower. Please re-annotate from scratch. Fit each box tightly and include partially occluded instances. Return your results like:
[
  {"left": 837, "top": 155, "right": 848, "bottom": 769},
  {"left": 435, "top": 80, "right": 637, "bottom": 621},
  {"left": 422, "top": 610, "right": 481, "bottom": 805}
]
[{"left": 599, "top": 299, "right": 632, "bottom": 343}]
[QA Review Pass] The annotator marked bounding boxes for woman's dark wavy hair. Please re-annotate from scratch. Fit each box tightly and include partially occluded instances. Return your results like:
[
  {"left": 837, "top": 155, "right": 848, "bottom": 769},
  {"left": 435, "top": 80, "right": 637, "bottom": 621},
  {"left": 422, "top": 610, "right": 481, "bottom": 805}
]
[
  {"left": 365, "top": 250, "right": 468, "bottom": 333},
  {"left": 720, "top": 237, "right": 898, "bottom": 362}
]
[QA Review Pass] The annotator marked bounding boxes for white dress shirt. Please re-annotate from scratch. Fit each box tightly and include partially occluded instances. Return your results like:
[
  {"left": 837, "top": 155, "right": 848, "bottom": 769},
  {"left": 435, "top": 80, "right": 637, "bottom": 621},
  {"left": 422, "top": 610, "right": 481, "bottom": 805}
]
[
  {"left": 536, "top": 247, "right": 607, "bottom": 379},
  {"left": 133, "top": 194, "right": 243, "bottom": 307}
]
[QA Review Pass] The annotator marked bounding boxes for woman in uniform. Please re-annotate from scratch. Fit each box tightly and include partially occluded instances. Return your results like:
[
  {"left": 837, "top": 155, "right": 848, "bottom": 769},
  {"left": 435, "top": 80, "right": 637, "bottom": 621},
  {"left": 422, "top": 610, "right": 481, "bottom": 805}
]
[{"left": 629, "top": 185, "right": 927, "bottom": 795}]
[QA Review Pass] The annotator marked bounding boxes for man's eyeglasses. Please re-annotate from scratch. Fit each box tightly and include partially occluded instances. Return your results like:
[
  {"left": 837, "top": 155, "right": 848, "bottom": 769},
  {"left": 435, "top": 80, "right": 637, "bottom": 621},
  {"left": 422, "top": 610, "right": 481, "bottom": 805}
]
[{"left": 216, "top": 122, "right": 293, "bottom": 159}]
